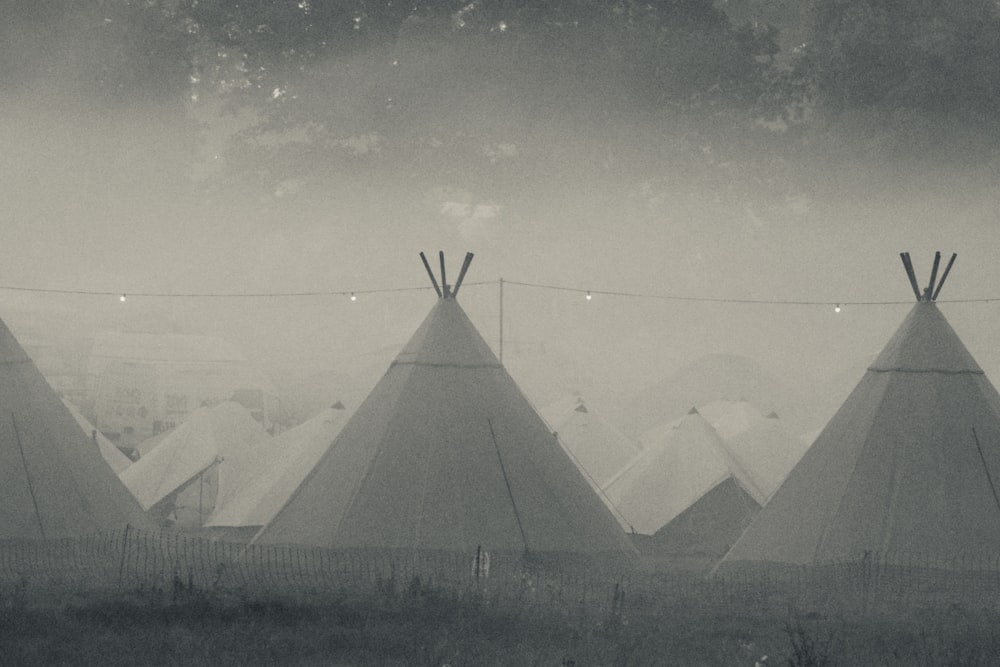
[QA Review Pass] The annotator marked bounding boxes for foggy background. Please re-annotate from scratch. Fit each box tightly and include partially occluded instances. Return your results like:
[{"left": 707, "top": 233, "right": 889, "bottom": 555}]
[{"left": 2, "top": 0, "right": 999, "bottom": 437}]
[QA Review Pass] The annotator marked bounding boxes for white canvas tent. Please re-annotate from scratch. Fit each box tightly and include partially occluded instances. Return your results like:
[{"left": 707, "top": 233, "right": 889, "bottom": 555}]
[
  {"left": 721, "top": 252, "right": 1000, "bottom": 566},
  {"left": 62, "top": 398, "right": 133, "bottom": 474},
  {"left": 205, "top": 402, "right": 351, "bottom": 539},
  {"left": 0, "top": 316, "right": 150, "bottom": 538},
  {"left": 698, "top": 400, "right": 809, "bottom": 503},
  {"left": 603, "top": 408, "right": 762, "bottom": 536},
  {"left": 540, "top": 395, "right": 641, "bottom": 488},
  {"left": 254, "top": 253, "right": 637, "bottom": 558},
  {"left": 119, "top": 401, "right": 271, "bottom": 529}
]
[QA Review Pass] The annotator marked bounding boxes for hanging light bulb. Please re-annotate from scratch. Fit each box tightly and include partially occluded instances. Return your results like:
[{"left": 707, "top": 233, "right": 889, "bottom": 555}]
[
  {"left": 834, "top": 303, "right": 841, "bottom": 313},
  {"left": 119, "top": 293, "right": 127, "bottom": 303},
  {"left": 585, "top": 291, "right": 592, "bottom": 301},
  {"left": 350, "top": 292, "right": 357, "bottom": 302}
]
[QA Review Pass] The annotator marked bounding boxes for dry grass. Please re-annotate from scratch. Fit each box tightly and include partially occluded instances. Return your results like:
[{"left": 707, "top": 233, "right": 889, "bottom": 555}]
[{"left": 2, "top": 574, "right": 999, "bottom": 666}]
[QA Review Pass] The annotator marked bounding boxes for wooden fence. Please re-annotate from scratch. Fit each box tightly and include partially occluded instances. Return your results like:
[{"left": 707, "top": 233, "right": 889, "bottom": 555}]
[{"left": 2, "top": 529, "right": 999, "bottom": 618}]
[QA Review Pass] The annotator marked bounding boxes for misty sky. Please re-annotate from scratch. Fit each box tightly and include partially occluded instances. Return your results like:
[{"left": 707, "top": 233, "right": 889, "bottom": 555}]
[{"left": 2, "top": 1, "right": 999, "bottom": 426}]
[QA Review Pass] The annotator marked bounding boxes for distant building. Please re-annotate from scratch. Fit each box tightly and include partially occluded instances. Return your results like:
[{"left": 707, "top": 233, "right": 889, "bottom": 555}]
[{"left": 86, "top": 331, "right": 279, "bottom": 447}]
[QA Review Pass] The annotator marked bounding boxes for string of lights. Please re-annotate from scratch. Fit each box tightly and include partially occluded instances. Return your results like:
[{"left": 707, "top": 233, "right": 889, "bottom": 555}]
[{"left": 0, "top": 278, "right": 996, "bottom": 307}]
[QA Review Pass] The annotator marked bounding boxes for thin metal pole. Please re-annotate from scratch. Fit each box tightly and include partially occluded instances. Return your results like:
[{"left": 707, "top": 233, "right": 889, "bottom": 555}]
[
  {"left": 488, "top": 418, "right": 527, "bottom": 553},
  {"left": 11, "top": 413, "right": 44, "bottom": 538},
  {"left": 971, "top": 428, "right": 1000, "bottom": 517},
  {"left": 499, "top": 277, "right": 504, "bottom": 365}
]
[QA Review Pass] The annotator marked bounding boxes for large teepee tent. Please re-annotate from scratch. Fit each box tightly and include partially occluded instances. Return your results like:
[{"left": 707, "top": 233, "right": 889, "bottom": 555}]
[
  {"left": 721, "top": 252, "right": 1000, "bottom": 565},
  {"left": 540, "top": 395, "right": 641, "bottom": 488},
  {"left": 254, "top": 253, "right": 637, "bottom": 558},
  {"left": 0, "top": 317, "right": 150, "bottom": 538}
]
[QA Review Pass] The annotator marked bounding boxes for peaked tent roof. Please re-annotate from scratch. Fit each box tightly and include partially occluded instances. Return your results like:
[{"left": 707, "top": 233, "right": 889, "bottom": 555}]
[
  {"left": 603, "top": 409, "right": 762, "bottom": 534},
  {"left": 255, "top": 254, "right": 637, "bottom": 557},
  {"left": 62, "top": 399, "right": 133, "bottom": 474},
  {"left": 0, "top": 317, "right": 150, "bottom": 538},
  {"left": 206, "top": 403, "right": 351, "bottom": 530},
  {"left": 721, "top": 254, "right": 1000, "bottom": 565},
  {"left": 119, "top": 401, "right": 271, "bottom": 515},
  {"left": 540, "top": 395, "right": 641, "bottom": 488},
  {"left": 698, "top": 400, "right": 809, "bottom": 503},
  {"left": 652, "top": 476, "right": 760, "bottom": 558}
]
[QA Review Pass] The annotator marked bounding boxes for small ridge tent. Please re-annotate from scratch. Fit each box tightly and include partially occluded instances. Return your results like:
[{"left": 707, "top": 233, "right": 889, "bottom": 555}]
[
  {"left": 204, "top": 403, "right": 351, "bottom": 540},
  {"left": 0, "top": 317, "right": 149, "bottom": 538},
  {"left": 603, "top": 408, "right": 762, "bottom": 539},
  {"left": 720, "top": 252, "right": 1000, "bottom": 566},
  {"left": 254, "top": 253, "right": 637, "bottom": 559},
  {"left": 119, "top": 401, "right": 271, "bottom": 529},
  {"left": 698, "top": 400, "right": 809, "bottom": 503},
  {"left": 540, "top": 395, "right": 641, "bottom": 488}
]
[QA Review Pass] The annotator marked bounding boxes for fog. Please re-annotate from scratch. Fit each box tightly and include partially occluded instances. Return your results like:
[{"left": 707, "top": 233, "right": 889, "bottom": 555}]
[{"left": 3, "top": 2, "right": 999, "bottom": 433}]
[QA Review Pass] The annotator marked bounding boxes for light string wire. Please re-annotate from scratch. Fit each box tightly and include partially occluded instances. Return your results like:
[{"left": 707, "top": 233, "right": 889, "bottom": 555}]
[{"left": 0, "top": 278, "right": 996, "bottom": 305}]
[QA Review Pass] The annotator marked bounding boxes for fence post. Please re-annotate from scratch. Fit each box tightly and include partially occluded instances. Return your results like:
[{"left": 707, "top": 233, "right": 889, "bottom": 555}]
[{"left": 117, "top": 524, "right": 131, "bottom": 590}]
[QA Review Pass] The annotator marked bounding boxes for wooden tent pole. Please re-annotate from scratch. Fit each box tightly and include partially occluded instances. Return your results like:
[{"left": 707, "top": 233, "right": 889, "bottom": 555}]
[
  {"left": 932, "top": 253, "right": 958, "bottom": 301},
  {"left": 439, "top": 251, "right": 449, "bottom": 297},
  {"left": 419, "top": 252, "right": 443, "bottom": 298},
  {"left": 452, "top": 252, "right": 474, "bottom": 296},
  {"left": 900, "top": 253, "right": 922, "bottom": 301},
  {"left": 926, "top": 251, "right": 942, "bottom": 300}
]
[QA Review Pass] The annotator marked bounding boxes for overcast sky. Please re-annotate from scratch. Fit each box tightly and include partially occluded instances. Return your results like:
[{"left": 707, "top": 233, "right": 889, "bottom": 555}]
[{"left": 2, "top": 3, "right": 999, "bottom": 427}]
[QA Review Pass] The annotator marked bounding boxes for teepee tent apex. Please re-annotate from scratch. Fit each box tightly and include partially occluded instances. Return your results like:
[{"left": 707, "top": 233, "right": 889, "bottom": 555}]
[
  {"left": 418, "top": 251, "right": 474, "bottom": 299},
  {"left": 900, "top": 251, "right": 957, "bottom": 302}
]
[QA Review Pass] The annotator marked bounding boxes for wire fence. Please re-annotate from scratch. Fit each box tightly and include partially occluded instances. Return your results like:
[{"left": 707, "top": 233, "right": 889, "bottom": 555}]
[
  {"left": 0, "top": 528, "right": 627, "bottom": 620},
  {"left": 1, "top": 528, "right": 999, "bottom": 619}
]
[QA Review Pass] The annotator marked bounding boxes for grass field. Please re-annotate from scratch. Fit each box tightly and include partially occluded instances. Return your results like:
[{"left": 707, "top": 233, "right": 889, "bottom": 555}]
[{"left": 2, "top": 574, "right": 1000, "bottom": 666}]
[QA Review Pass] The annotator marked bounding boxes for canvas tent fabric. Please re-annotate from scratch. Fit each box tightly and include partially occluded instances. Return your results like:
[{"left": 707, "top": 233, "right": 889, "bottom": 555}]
[
  {"left": 721, "top": 300, "right": 1000, "bottom": 566},
  {"left": 698, "top": 400, "right": 808, "bottom": 503},
  {"left": 62, "top": 399, "right": 133, "bottom": 474},
  {"left": 0, "top": 317, "right": 150, "bottom": 539},
  {"left": 254, "top": 290, "right": 637, "bottom": 557},
  {"left": 602, "top": 409, "right": 762, "bottom": 535},
  {"left": 119, "top": 401, "right": 271, "bottom": 528},
  {"left": 540, "top": 395, "right": 641, "bottom": 488},
  {"left": 206, "top": 404, "right": 351, "bottom": 533},
  {"left": 652, "top": 476, "right": 759, "bottom": 558}
]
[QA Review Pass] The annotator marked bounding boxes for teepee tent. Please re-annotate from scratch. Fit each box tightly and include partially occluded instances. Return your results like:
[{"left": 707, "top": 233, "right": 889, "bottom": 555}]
[
  {"left": 540, "top": 395, "right": 641, "bottom": 488},
  {"left": 205, "top": 402, "right": 351, "bottom": 540},
  {"left": 721, "top": 252, "right": 1000, "bottom": 566},
  {"left": 603, "top": 408, "right": 762, "bottom": 539},
  {"left": 0, "top": 317, "right": 150, "bottom": 539},
  {"left": 254, "top": 253, "right": 637, "bottom": 558},
  {"left": 119, "top": 401, "right": 271, "bottom": 529}
]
